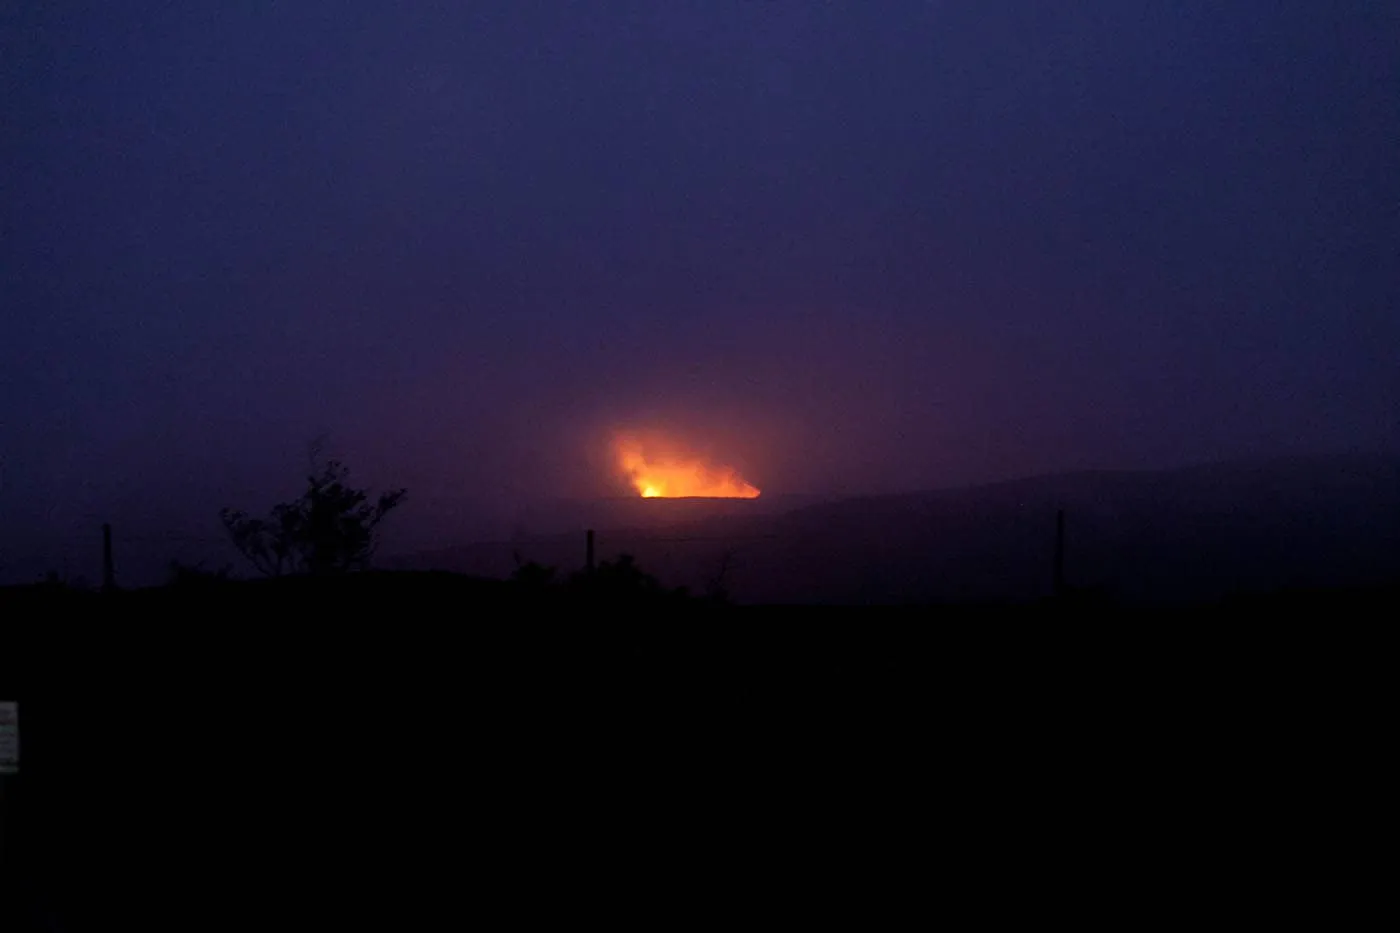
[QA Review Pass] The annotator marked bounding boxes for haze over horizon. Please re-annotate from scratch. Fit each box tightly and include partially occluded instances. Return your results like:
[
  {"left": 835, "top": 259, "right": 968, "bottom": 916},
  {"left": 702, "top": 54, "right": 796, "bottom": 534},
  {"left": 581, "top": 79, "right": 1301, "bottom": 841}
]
[{"left": 3, "top": 2, "right": 1397, "bottom": 583}]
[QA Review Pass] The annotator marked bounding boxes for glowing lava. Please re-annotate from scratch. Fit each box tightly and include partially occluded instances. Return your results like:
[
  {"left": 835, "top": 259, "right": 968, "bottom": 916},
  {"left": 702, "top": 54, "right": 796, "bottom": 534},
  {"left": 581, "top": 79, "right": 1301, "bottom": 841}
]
[{"left": 615, "top": 435, "right": 760, "bottom": 499}]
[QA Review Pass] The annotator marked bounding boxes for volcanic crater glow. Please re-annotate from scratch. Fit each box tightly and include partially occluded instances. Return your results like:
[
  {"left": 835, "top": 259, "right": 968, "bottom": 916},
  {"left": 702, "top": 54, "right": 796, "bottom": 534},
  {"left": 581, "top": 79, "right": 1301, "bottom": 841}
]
[{"left": 615, "top": 435, "right": 760, "bottom": 498}]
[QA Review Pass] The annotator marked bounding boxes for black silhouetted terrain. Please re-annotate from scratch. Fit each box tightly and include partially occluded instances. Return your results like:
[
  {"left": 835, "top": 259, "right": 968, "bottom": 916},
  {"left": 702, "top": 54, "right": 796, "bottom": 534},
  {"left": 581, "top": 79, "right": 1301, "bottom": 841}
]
[
  {"left": 4, "top": 453, "right": 1394, "bottom": 931},
  {"left": 1, "top": 598, "right": 1390, "bottom": 932}
]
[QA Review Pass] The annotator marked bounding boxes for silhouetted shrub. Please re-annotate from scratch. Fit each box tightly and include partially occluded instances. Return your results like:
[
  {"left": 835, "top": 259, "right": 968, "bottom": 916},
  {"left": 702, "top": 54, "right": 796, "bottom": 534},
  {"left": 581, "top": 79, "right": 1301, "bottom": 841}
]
[
  {"left": 511, "top": 558, "right": 558, "bottom": 590},
  {"left": 167, "top": 561, "right": 233, "bottom": 588},
  {"left": 567, "top": 553, "right": 693, "bottom": 604},
  {"left": 220, "top": 460, "right": 405, "bottom": 576}
]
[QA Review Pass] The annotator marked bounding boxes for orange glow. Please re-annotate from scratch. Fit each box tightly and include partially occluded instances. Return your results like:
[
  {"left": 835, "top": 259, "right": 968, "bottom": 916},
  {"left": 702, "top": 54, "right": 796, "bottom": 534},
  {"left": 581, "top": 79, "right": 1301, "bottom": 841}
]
[{"left": 614, "top": 434, "right": 760, "bottom": 499}]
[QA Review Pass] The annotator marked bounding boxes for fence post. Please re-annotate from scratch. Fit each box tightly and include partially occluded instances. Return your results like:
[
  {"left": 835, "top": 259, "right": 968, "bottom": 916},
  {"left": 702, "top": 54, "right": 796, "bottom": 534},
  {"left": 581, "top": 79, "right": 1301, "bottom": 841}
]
[
  {"left": 0, "top": 700, "right": 17, "bottom": 879},
  {"left": 1054, "top": 509, "right": 1066, "bottom": 598},
  {"left": 102, "top": 523, "right": 116, "bottom": 592}
]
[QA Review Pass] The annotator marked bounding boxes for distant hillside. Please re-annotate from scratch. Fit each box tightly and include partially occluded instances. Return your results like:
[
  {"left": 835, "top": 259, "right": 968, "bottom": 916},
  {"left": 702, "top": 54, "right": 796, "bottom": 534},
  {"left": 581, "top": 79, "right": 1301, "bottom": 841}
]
[{"left": 387, "top": 454, "right": 1400, "bottom": 605}]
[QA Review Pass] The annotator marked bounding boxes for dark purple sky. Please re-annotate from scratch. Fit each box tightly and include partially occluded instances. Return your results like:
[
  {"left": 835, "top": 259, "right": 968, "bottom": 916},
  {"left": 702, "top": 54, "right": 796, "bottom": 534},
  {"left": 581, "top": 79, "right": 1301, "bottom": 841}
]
[{"left": 3, "top": 2, "right": 1397, "bottom": 578}]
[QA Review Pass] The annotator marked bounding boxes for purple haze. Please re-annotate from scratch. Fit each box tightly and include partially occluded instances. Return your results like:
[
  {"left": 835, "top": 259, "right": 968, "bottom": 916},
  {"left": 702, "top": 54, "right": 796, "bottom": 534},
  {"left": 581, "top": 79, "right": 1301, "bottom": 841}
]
[{"left": 2, "top": 2, "right": 1397, "bottom": 584}]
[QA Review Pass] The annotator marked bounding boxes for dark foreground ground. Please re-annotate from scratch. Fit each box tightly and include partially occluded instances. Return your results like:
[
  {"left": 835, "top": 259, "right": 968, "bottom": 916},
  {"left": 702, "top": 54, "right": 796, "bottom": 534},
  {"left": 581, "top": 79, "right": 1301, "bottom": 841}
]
[{"left": 1, "top": 573, "right": 1393, "bottom": 927}]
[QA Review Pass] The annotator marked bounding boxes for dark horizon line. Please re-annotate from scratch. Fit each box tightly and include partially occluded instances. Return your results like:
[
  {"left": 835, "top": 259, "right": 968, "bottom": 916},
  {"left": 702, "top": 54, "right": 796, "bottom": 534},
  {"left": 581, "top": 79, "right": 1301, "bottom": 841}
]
[{"left": 403, "top": 447, "right": 1400, "bottom": 509}]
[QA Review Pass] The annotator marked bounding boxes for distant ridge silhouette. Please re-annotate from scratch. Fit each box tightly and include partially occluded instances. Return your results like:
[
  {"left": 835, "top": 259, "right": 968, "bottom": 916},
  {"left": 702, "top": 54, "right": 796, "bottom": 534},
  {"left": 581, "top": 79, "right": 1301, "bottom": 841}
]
[{"left": 386, "top": 454, "right": 1400, "bottom": 606}]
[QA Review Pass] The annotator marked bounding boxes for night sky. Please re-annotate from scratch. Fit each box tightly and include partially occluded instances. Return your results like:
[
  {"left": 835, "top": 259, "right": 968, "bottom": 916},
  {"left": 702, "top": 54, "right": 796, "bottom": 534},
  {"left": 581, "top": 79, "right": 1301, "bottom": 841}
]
[{"left": 3, "top": 2, "right": 1397, "bottom": 579}]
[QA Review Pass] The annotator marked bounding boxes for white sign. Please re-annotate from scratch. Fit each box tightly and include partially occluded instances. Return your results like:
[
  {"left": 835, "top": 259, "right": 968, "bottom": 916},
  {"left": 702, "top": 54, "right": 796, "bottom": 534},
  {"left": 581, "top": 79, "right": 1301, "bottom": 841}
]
[{"left": 0, "top": 702, "right": 17, "bottom": 774}]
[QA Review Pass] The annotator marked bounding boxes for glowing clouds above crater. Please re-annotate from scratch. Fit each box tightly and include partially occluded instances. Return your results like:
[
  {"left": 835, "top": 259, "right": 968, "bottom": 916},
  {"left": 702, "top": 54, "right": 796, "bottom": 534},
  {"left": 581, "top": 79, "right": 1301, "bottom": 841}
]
[{"left": 614, "top": 434, "right": 760, "bottom": 499}]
